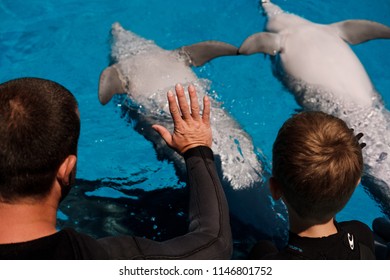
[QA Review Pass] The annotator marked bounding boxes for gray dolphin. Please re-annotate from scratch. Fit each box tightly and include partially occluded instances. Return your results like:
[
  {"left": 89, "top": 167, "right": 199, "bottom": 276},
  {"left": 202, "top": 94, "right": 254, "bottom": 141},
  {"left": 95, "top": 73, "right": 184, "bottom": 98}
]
[
  {"left": 239, "top": 0, "right": 390, "bottom": 213},
  {"left": 98, "top": 22, "right": 264, "bottom": 190}
]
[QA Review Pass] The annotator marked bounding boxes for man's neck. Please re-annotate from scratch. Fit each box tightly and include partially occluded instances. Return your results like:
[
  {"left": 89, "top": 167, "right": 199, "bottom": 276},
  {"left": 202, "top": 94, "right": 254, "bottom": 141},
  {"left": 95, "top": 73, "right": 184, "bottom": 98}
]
[{"left": 0, "top": 198, "right": 58, "bottom": 244}]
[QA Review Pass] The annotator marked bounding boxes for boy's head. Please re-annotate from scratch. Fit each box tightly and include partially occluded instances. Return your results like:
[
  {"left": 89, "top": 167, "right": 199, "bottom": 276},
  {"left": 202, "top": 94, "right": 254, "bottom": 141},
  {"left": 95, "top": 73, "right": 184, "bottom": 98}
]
[
  {"left": 0, "top": 78, "right": 80, "bottom": 203},
  {"left": 271, "top": 111, "right": 363, "bottom": 223}
]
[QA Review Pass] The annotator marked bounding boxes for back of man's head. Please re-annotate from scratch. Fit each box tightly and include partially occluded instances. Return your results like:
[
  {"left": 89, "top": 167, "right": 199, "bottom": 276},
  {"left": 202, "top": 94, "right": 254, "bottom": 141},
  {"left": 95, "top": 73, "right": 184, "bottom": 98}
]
[
  {"left": 0, "top": 78, "right": 80, "bottom": 202},
  {"left": 272, "top": 111, "right": 363, "bottom": 223}
]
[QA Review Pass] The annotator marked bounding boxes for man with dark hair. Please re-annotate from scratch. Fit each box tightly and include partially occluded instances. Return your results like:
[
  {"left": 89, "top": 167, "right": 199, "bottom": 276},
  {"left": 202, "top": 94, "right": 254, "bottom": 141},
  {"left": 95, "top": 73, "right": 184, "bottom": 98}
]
[
  {"left": 250, "top": 111, "right": 375, "bottom": 259},
  {"left": 0, "top": 78, "right": 232, "bottom": 259},
  {"left": 0, "top": 78, "right": 80, "bottom": 203}
]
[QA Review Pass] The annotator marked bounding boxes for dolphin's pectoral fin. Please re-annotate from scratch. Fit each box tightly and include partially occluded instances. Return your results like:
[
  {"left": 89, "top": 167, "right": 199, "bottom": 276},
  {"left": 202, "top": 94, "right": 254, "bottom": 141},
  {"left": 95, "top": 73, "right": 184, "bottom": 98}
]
[
  {"left": 98, "top": 66, "right": 125, "bottom": 105},
  {"left": 238, "top": 32, "right": 281, "bottom": 56},
  {"left": 332, "top": 20, "right": 390, "bottom": 45},
  {"left": 177, "top": 41, "right": 238, "bottom": 67}
]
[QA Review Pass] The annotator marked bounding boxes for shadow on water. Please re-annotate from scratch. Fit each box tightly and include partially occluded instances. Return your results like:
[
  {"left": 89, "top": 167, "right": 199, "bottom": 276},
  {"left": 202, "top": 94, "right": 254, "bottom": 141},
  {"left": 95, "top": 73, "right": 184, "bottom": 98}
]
[
  {"left": 58, "top": 174, "right": 288, "bottom": 260},
  {"left": 58, "top": 178, "right": 189, "bottom": 242}
]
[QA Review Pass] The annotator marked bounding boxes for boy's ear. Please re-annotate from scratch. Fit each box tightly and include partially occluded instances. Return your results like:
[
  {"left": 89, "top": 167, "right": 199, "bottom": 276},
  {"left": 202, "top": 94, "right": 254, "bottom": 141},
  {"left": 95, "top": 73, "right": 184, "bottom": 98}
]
[
  {"left": 56, "top": 155, "right": 77, "bottom": 187},
  {"left": 269, "top": 177, "right": 283, "bottom": 200}
]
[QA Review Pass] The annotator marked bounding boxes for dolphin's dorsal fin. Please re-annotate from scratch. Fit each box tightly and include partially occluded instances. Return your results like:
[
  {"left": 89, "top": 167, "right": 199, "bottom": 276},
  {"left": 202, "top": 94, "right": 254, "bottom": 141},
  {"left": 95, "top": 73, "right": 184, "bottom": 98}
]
[
  {"left": 331, "top": 20, "right": 390, "bottom": 45},
  {"left": 177, "top": 41, "right": 238, "bottom": 67},
  {"left": 98, "top": 66, "right": 125, "bottom": 105},
  {"left": 238, "top": 32, "right": 281, "bottom": 56}
]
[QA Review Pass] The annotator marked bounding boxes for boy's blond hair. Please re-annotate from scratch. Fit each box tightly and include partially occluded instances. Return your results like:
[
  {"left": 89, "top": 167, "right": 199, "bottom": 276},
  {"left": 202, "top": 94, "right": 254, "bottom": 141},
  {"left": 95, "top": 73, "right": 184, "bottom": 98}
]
[{"left": 272, "top": 111, "right": 363, "bottom": 223}]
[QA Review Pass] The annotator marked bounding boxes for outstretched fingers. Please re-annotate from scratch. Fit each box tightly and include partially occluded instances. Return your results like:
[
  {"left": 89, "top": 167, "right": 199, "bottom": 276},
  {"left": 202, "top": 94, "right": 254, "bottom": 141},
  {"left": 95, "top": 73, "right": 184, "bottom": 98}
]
[
  {"left": 169, "top": 84, "right": 208, "bottom": 125},
  {"left": 154, "top": 83, "right": 213, "bottom": 154}
]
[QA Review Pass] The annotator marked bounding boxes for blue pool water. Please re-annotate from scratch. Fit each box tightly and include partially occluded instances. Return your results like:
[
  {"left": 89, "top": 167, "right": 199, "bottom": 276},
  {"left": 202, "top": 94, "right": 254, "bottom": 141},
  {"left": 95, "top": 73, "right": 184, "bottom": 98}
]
[{"left": 1, "top": 0, "right": 389, "bottom": 256}]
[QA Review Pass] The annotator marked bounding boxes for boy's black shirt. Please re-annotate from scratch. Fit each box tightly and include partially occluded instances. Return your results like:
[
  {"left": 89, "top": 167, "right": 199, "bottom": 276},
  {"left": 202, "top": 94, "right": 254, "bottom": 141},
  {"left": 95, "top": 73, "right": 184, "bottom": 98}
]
[{"left": 250, "top": 220, "right": 376, "bottom": 259}]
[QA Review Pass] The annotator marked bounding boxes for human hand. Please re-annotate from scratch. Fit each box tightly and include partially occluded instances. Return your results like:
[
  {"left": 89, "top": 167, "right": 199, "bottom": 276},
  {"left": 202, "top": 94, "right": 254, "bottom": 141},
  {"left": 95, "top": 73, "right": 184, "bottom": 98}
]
[{"left": 152, "top": 84, "right": 212, "bottom": 154}]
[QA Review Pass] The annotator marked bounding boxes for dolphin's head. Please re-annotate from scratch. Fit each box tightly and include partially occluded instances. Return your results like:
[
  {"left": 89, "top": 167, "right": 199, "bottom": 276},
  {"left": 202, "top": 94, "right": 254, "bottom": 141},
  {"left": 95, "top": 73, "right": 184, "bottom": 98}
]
[
  {"left": 110, "top": 22, "right": 161, "bottom": 63},
  {"left": 98, "top": 22, "right": 161, "bottom": 105}
]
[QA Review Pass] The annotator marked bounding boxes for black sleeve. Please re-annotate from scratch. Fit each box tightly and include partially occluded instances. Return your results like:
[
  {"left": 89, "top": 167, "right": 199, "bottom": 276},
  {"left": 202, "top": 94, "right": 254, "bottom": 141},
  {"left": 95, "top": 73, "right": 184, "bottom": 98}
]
[{"left": 97, "top": 146, "right": 232, "bottom": 259}]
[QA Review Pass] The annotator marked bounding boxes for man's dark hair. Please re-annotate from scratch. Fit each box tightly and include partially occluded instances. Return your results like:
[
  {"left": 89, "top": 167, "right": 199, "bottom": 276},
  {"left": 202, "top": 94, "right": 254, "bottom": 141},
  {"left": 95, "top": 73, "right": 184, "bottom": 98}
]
[{"left": 0, "top": 78, "right": 80, "bottom": 202}]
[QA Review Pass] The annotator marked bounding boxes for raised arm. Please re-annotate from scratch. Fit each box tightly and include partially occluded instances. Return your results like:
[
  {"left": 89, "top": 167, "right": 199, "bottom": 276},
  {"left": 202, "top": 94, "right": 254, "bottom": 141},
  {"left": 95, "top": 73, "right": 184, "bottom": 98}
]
[{"left": 97, "top": 84, "right": 232, "bottom": 259}]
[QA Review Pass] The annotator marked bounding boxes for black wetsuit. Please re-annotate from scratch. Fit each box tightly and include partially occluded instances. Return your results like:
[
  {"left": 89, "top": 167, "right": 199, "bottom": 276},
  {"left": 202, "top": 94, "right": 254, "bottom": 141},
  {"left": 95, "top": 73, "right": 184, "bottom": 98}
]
[
  {"left": 249, "top": 220, "right": 375, "bottom": 260},
  {"left": 0, "top": 146, "right": 232, "bottom": 260}
]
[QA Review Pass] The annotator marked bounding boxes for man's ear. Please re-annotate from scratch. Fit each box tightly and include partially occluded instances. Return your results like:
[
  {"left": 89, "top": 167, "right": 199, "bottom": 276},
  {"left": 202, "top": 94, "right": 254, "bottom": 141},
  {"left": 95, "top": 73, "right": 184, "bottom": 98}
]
[
  {"left": 269, "top": 177, "right": 283, "bottom": 200},
  {"left": 57, "top": 155, "right": 77, "bottom": 187}
]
